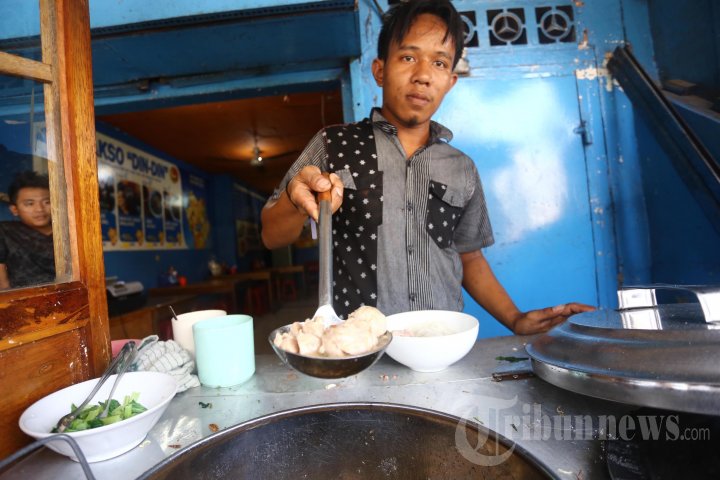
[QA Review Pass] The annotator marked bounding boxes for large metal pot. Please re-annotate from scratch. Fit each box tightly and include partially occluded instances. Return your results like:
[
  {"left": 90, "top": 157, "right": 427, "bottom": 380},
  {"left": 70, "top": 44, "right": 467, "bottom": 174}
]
[{"left": 139, "top": 403, "right": 552, "bottom": 479}]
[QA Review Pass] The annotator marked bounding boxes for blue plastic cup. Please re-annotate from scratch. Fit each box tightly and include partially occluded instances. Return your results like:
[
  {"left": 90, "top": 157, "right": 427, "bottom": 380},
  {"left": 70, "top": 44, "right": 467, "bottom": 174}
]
[{"left": 193, "top": 314, "right": 255, "bottom": 387}]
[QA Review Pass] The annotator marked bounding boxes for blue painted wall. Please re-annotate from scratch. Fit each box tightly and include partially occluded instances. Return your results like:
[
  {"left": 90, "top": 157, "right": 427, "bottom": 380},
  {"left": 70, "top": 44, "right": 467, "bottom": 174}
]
[
  {"left": 634, "top": 112, "right": 720, "bottom": 285},
  {"left": 623, "top": 0, "right": 720, "bottom": 287},
  {"left": 348, "top": 0, "right": 717, "bottom": 335},
  {"left": 0, "top": 0, "right": 344, "bottom": 38},
  {"left": 5, "top": 0, "right": 719, "bottom": 335},
  {"left": 349, "top": 0, "right": 640, "bottom": 337},
  {"left": 646, "top": 0, "right": 720, "bottom": 90}
]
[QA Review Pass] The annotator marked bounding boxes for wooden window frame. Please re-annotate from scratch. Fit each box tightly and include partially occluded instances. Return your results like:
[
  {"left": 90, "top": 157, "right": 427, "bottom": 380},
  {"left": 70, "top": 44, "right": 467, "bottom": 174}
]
[{"left": 0, "top": 0, "right": 109, "bottom": 457}]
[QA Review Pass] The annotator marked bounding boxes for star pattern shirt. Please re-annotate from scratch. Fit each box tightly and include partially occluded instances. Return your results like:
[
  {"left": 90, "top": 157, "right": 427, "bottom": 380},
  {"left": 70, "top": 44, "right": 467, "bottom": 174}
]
[
  {"left": 269, "top": 109, "right": 494, "bottom": 316},
  {"left": 426, "top": 180, "right": 464, "bottom": 249}
]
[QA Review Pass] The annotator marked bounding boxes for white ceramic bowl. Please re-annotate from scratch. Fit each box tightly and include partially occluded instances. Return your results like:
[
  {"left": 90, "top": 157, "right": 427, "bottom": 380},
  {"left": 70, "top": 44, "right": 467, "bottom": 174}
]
[
  {"left": 19, "top": 371, "right": 177, "bottom": 462},
  {"left": 385, "top": 310, "right": 479, "bottom": 372}
]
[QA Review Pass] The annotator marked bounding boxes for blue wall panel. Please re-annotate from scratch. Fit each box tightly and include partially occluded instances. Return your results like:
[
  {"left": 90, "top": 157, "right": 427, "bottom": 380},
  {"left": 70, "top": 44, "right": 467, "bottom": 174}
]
[
  {"left": 608, "top": 90, "right": 652, "bottom": 286},
  {"left": 634, "top": 114, "right": 720, "bottom": 285},
  {"left": 646, "top": 0, "right": 720, "bottom": 89},
  {"left": 618, "top": 0, "right": 720, "bottom": 287},
  {"left": 435, "top": 75, "right": 600, "bottom": 337},
  {"left": 8, "top": 0, "right": 718, "bottom": 334}
]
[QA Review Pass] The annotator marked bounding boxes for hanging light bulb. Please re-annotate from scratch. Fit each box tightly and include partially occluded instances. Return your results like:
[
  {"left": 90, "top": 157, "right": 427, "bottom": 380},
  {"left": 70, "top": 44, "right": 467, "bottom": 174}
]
[{"left": 251, "top": 145, "right": 263, "bottom": 166}]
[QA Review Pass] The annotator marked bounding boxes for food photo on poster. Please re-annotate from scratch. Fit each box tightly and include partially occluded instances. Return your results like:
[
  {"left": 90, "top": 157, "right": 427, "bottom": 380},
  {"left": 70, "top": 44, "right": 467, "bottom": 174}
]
[
  {"left": 184, "top": 173, "right": 211, "bottom": 249},
  {"left": 117, "top": 179, "right": 142, "bottom": 245},
  {"left": 142, "top": 186, "right": 164, "bottom": 245},
  {"left": 98, "top": 164, "right": 118, "bottom": 246}
]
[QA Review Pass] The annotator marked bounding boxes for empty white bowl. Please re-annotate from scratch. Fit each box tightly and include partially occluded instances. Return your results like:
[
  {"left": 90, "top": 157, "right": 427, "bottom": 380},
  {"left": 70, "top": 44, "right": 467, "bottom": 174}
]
[
  {"left": 385, "top": 310, "right": 479, "bottom": 372},
  {"left": 19, "top": 371, "right": 177, "bottom": 462}
]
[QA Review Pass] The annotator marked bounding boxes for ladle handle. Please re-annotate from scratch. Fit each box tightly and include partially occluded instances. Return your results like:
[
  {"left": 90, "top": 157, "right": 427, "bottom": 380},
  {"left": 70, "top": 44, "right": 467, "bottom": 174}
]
[
  {"left": 318, "top": 172, "right": 332, "bottom": 202},
  {"left": 318, "top": 172, "right": 333, "bottom": 308}
]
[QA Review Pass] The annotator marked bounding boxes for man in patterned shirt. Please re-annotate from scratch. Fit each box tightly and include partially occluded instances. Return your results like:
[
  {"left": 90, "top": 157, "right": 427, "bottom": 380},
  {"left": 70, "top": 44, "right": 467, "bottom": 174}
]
[
  {"left": 261, "top": 0, "right": 593, "bottom": 334},
  {"left": 0, "top": 171, "right": 55, "bottom": 289}
]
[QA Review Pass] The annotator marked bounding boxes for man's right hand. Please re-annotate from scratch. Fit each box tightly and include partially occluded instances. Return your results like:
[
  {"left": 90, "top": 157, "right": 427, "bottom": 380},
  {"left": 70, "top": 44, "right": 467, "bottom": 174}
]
[
  {"left": 261, "top": 166, "right": 344, "bottom": 250},
  {"left": 286, "top": 166, "right": 344, "bottom": 222}
]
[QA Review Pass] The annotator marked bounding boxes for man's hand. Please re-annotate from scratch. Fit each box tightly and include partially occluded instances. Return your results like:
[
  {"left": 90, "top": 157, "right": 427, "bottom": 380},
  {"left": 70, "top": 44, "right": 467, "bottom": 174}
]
[
  {"left": 286, "top": 166, "right": 344, "bottom": 222},
  {"left": 261, "top": 166, "right": 344, "bottom": 250},
  {"left": 510, "top": 302, "right": 596, "bottom": 335}
]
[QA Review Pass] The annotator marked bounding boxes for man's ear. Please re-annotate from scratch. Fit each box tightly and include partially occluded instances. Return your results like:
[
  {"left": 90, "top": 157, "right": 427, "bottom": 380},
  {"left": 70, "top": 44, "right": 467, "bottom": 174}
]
[
  {"left": 371, "top": 58, "right": 384, "bottom": 87},
  {"left": 449, "top": 72, "right": 458, "bottom": 90},
  {"left": 9, "top": 205, "right": 18, "bottom": 217}
]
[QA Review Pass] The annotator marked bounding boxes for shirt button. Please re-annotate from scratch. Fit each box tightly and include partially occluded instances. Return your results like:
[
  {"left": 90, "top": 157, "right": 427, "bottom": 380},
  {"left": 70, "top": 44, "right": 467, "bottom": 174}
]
[
  {"left": 407, "top": 202, "right": 413, "bottom": 212},
  {"left": 409, "top": 293, "right": 416, "bottom": 302},
  {"left": 408, "top": 246, "right": 414, "bottom": 254}
]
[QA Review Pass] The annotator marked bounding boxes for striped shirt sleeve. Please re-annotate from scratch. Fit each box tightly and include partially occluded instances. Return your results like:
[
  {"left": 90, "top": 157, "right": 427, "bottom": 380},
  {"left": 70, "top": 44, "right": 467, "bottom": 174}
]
[
  {"left": 268, "top": 129, "right": 328, "bottom": 203},
  {"left": 453, "top": 161, "right": 494, "bottom": 252}
]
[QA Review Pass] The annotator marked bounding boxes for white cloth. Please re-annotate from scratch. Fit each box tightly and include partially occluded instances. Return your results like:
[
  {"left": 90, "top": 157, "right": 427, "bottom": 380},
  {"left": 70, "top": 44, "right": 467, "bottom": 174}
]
[{"left": 132, "top": 339, "right": 200, "bottom": 392}]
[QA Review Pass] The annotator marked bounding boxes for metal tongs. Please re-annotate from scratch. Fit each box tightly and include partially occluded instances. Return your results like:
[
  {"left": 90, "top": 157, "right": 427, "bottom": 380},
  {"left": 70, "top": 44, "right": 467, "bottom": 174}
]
[{"left": 55, "top": 340, "right": 138, "bottom": 433}]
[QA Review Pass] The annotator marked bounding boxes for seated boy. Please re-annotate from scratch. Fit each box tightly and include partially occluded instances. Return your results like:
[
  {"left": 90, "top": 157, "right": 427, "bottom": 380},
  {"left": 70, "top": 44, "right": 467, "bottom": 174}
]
[{"left": 0, "top": 171, "right": 55, "bottom": 289}]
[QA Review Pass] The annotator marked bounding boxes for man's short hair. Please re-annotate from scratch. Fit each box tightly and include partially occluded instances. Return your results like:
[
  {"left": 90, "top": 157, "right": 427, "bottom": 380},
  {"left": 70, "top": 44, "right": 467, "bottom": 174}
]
[
  {"left": 8, "top": 171, "right": 50, "bottom": 205},
  {"left": 377, "top": 0, "right": 465, "bottom": 69}
]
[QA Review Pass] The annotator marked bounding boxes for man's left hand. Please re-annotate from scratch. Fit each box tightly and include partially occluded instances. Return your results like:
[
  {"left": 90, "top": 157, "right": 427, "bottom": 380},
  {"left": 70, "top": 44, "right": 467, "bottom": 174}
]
[{"left": 512, "top": 303, "right": 595, "bottom": 335}]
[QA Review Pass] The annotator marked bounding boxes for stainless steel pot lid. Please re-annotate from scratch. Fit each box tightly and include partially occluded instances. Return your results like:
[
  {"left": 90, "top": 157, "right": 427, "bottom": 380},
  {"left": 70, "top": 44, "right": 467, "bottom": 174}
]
[{"left": 526, "top": 285, "right": 720, "bottom": 416}]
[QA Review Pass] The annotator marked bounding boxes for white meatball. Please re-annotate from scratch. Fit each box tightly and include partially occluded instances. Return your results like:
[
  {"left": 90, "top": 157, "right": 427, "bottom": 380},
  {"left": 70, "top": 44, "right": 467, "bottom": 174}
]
[
  {"left": 296, "top": 332, "right": 321, "bottom": 356},
  {"left": 273, "top": 332, "right": 299, "bottom": 354},
  {"left": 347, "top": 306, "right": 387, "bottom": 337},
  {"left": 279, "top": 306, "right": 387, "bottom": 358}
]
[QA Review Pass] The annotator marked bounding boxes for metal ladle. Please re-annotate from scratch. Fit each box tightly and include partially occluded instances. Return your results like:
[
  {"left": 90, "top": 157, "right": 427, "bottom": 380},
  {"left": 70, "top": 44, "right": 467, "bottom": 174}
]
[
  {"left": 268, "top": 173, "right": 392, "bottom": 379},
  {"left": 314, "top": 173, "right": 342, "bottom": 327}
]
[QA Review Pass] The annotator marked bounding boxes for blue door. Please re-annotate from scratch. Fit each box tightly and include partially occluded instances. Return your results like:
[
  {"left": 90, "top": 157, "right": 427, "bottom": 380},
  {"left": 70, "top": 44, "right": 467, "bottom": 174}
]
[{"left": 435, "top": 74, "right": 600, "bottom": 337}]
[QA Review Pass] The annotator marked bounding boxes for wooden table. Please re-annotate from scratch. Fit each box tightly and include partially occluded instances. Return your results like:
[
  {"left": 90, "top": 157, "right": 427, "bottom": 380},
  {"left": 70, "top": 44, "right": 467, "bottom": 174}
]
[
  {"left": 109, "top": 294, "right": 217, "bottom": 341},
  {"left": 221, "top": 270, "right": 274, "bottom": 310},
  {"left": 145, "top": 264, "right": 313, "bottom": 316},
  {"left": 269, "top": 265, "right": 307, "bottom": 300},
  {"left": 148, "top": 271, "right": 275, "bottom": 315},
  {"left": 148, "top": 278, "right": 241, "bottom": 312}
]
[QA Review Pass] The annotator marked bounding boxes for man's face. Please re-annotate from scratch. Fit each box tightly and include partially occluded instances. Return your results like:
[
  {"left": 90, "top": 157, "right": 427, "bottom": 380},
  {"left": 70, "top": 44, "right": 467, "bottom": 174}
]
[
  {"left": 10, "top": 187, "right": 52, "bottom": 230},
  {"left": 372, "top": 14, "right": 458, "bottom": 130}
]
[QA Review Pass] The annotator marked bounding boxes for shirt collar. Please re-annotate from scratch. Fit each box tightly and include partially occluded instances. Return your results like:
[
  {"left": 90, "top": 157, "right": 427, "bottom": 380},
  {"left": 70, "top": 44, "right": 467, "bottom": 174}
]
[{"left": 370, "top": 108, "right": 453, "bottom": 144}]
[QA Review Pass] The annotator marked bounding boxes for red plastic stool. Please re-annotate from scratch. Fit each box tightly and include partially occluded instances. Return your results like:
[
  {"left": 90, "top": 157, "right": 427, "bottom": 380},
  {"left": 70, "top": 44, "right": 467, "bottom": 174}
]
[
  {"left": 280, "top": 277, "right": 297, "bottom": 302},
  {"left": 245, "top": 285, "right": 269, "bottom": 316}
]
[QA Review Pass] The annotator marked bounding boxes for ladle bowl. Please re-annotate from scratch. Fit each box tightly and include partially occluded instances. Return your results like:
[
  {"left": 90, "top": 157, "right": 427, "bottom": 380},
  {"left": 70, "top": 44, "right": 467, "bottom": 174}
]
[
  {"left": 269, "top": 172, "right": 391, "bottom": 379},
  {"left": 268, "top": 325, "right": 392, "bottom": 379}
]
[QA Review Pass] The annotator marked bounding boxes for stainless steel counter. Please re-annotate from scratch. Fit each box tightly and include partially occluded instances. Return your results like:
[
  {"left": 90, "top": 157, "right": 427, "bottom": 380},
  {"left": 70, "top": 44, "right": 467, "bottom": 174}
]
[{"left": 2, "top": 335, "right": 632, "bottom": 479}]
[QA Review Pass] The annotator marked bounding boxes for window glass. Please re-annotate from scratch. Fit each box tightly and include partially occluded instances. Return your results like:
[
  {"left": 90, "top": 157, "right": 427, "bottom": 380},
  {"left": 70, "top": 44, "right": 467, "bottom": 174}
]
[{"left": 0, "top": 74, "right": 70, "bottom": 290}]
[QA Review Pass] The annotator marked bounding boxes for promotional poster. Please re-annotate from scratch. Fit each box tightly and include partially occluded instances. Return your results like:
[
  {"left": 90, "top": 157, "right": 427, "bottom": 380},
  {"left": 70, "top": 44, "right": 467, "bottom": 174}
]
[{"left": 96, "top": 132, "right": 211, "bottom": 250}]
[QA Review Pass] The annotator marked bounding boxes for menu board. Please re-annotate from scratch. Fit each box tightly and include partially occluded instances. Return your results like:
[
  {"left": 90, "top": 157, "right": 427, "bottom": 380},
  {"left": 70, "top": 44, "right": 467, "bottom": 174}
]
[
  {"left": 27, "top": 123, "right": 211, "bottom": 250},
  {"left": 97, "top": 132, "right": 210, "bottom": 251}
]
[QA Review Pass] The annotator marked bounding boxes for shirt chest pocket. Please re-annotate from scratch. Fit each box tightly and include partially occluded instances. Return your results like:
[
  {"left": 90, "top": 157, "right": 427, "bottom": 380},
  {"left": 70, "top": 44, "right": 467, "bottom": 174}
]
[
  {"left": 426, "top": 180, "right": 464, "bottom": 249},
  {"left": 334, "top": 169, "right": 383, "bottom": 233}
]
